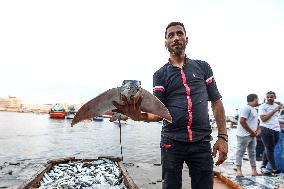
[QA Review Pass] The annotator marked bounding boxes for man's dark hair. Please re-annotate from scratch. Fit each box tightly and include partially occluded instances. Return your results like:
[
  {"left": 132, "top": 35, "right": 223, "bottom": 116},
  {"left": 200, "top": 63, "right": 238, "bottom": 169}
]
[
  {"left": 266, "top": 91, "right": 276, "bottom": 97},
  {"left": 247, "top": 94, "right": 258, "bottom": 102},
  {"left": 165, "top": 22, "right": 186, "bottom": 38}
]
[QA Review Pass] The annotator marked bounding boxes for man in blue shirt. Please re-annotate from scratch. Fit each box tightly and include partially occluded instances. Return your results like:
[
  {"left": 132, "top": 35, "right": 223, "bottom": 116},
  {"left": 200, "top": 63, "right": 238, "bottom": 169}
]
[{"left": 113, "top": 22, "right": 228, "bottom": 189}]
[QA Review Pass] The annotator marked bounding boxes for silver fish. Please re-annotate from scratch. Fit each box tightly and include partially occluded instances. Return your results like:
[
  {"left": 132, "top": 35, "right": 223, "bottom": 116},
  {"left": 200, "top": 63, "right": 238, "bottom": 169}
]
[
  {"left": 71, "top": 80, "right": 172, "bottom": 126},
  {"left": 38, "top": 159, "right": 126, "bottom": 189}
]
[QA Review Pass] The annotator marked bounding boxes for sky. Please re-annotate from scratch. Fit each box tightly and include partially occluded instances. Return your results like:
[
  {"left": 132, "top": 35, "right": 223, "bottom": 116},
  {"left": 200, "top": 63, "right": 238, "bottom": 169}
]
[{"left": 0, "top": 0, "right": 283, "bottom": 115}]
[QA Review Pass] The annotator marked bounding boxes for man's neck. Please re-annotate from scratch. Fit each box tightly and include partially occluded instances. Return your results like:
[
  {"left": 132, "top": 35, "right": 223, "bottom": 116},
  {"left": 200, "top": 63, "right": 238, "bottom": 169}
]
[
  {"left": 169, "top": 53, "right": 186, "bottom": 68},
  {"left": 248, "top": 103, "right": 255, "bottom": 107}
]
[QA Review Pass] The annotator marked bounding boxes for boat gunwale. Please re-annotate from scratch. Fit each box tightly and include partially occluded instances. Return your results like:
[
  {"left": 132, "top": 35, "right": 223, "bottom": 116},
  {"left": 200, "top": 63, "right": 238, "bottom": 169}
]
[
  {"left": 214, "top": 171, "right": 244, "bottom": 189},
  {"left": 18, "top": 156, "right": 139, "bottom": 189}
]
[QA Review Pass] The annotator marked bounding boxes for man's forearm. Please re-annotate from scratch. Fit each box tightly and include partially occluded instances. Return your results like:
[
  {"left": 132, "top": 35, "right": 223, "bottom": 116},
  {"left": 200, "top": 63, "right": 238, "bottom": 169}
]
[
  {"left": 240, "top": 119, "right": 255, "bottom": 135},
  {"left": 212, "top": 100, "right": 227, "bottom": 135},
  {"left": 260, "top": 110, "right": 277, "bottom": 122},
  {"left": 140, "top": 113, "right": 163, "bottom": 122},
  {"left": 280, "top": 123, "right": 284, "bottom": 130}
]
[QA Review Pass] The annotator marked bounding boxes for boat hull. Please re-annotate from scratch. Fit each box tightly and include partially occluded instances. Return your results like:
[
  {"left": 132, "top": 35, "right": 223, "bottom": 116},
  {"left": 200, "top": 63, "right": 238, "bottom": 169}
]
[
  {"left": 93, "top": 116, "right": 104, "bottom": 121},
  {"left": 49, "top": 111, "right": 66, "bottom": 119},
  {"left": 66, "top": 112, "right": 76, "bottom": 119}
]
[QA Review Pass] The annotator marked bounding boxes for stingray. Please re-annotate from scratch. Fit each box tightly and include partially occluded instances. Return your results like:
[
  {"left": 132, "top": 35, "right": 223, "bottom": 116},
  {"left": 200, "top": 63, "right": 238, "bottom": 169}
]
[{"left": 71, "top": 80, "right": 172, "bottom": 126}]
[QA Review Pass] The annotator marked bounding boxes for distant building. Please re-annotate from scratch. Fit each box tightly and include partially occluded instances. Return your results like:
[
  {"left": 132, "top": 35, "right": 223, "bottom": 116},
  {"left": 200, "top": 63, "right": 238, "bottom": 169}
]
[
  {"left": 22, "top": 103, "right": 53, "bottom": 113},
  {"left": 0, "top": 96, "right": 84, "bottom": 114},
  {"left": 0, "top": 96, "right": 22, "bottom": 112}
]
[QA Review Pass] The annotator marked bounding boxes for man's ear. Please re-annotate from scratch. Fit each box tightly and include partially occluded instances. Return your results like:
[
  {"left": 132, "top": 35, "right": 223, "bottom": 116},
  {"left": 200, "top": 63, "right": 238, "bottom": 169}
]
[
  {"left": 165, "top": 40, "right": 168, "bottom": 49},
  {"left": 186, "top": 37, "right": 188, "bottom": 45}
]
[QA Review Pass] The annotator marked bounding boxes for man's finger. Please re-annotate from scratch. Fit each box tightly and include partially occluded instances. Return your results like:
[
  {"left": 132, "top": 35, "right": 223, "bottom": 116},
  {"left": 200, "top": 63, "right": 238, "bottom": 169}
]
[
  {"left": 137, "top": 96, "right": 143, "bottom": 106},
  {"left": 121, "top": 95, "right": 129, "bottom": 105},
  {"left": 112, "top": 101, "right": 123, "bottom": 109},
  {"left": 215, "top": 159, "right": 221, "bottom": 166},
  {"left": 212, "top": 144, "right": 217, "bottom": 158},
  {"left": 215, "top": 153, "right": 227, "bottom": 165},
  {"left": 215, "top": 157, "right": 223, "bottom": 165},
  {"left": 132, "top": 95, "right": 142, "bottom": 104},
  {"left": 129, "top": 96, "right": 136, "bottom": 104}
]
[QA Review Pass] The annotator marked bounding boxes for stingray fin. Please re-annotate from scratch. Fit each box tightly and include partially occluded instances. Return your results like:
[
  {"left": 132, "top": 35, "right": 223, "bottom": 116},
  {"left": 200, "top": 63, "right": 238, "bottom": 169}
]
[
  {"left": 140, "top": 89, "right": 172, "bottom": 123},
  {"left": 71, "top": 88, "right": 120, "bottom": 126}
]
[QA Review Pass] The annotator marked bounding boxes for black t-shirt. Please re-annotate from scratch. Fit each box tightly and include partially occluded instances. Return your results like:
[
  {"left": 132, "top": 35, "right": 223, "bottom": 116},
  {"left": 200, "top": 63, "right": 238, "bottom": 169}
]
[{"left": 153, "top": 58, "right": 222, "bottom": 142}]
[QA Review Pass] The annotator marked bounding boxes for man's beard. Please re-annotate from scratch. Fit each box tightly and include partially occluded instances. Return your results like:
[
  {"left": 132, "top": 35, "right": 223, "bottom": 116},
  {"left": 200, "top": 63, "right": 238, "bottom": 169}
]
[
  {"left": 168, "top": 45, "right": 186, "bottom": 56},
  {"left": 267, "top": 99, "right": 274, "bottom": 104}
]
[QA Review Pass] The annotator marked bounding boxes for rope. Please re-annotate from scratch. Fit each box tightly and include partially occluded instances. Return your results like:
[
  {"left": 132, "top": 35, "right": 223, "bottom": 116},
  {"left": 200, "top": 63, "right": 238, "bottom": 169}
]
[{"left": 118, "top": 115, "right": 123, "bottom": 161}]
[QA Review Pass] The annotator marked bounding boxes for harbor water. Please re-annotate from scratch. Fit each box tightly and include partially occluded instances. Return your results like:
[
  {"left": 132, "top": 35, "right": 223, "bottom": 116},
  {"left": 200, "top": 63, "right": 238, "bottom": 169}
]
[{"left": 0, "top": 111, "right": 283, "bottom": 188}]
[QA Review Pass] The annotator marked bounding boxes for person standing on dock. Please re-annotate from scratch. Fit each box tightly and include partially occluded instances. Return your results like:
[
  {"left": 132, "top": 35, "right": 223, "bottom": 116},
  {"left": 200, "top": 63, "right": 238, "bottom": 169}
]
[
  {"left": 259, "top": 91, "right": 282, "bottom": 175},
  {"left": 113, "top": 22, "right": 228, "bottom": 189},
  {"left": 235, "top": 94, "right": 261, "bottom": 176}
]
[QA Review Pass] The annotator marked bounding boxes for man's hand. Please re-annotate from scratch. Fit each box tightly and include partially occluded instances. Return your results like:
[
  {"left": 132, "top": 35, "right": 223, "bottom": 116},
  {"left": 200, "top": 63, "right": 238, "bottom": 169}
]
[
  {"left": 250, "top": 131, "right": 257, "bottom": 137},
  {"left": 112, "top": 95, "right": 144, "bottom": 121},
  {"left": 212, "top": 138, "right": 228, "bottom": 166},
  {"left": 260, "top": 104, "right": 282, "bottom": 122},
  {"left": 274, "top": 104, "right": 282, "bottom": 112},
  {"left": 256, "top": 127, "right": 261, "bottom": 136}
]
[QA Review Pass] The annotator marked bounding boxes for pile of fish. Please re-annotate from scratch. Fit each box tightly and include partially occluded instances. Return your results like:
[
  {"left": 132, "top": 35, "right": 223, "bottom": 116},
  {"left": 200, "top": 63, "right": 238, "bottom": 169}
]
[{"left": 38, "top": 158, "right": 127, "bottom": 189}]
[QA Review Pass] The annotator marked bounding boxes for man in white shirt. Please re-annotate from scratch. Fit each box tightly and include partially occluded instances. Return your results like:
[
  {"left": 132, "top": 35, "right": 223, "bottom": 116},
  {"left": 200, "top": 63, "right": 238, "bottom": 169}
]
[
  {"left": 259, "top": 91, "right": 282, "bottom": 175},
  {"left": 235, "top": 94, "right": 261, "bottom": 176}
]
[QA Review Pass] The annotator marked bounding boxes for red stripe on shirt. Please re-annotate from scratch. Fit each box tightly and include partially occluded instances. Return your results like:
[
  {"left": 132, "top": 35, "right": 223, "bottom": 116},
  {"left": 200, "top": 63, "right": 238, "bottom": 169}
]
[
  {"left": 181, "top": 70, "right": 193, "bottom": 141},
  {"left": 206, "top": 76, "right": 215, "bottom": 84}
]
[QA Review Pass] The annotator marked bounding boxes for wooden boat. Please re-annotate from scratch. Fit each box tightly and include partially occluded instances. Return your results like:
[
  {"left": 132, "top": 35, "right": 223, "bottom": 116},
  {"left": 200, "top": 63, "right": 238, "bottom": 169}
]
[
  {"left": 18, "top": 157, "right": 244, "bottom": 189},
  {"left": 18, "top": 156, "right": 138, "bottom": 189},
  {"left": 214, "top": 171, "right": 243, "bottom": 189}
]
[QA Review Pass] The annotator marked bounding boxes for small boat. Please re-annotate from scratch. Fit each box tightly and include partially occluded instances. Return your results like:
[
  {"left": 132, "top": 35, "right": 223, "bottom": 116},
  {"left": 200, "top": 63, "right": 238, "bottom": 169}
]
[
  {"left": 102, "top": 111, "right": 113, "bottom": 118},
  {"left": 65, "top": 105, "right": 77, "bottom": 119},
  {"left": 93, "top": 116, "right": 104, "bottom": 121},
  {"left": 214, "top": 171, "right": 243, "bottom": 189},
  {"left": 49, "top": 104, "right": 66, "bottom": 119},
  {"left": 18, "top": 156, "right": 138, "bottom": 189}
]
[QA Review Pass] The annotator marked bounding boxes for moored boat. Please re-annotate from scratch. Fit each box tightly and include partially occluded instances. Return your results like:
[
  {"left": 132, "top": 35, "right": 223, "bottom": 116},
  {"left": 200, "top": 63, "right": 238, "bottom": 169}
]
[
  {"left": 18, "top": 156, "right": 138, "bottom": 189},
  {"left": 49, "top": 104, "right": 66, "bottom": 119},
  {"left": 66, "top": 105, "right": 77, "bottom": 119},
  {"left": 102, "top": 111, "right": 113, "bottom": 118},
  {"left": 17, "top": 156, "right": 243, "bottom": 189},
  {"left": 93, "top": 116, "right": 104, "bottom": 121}
]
